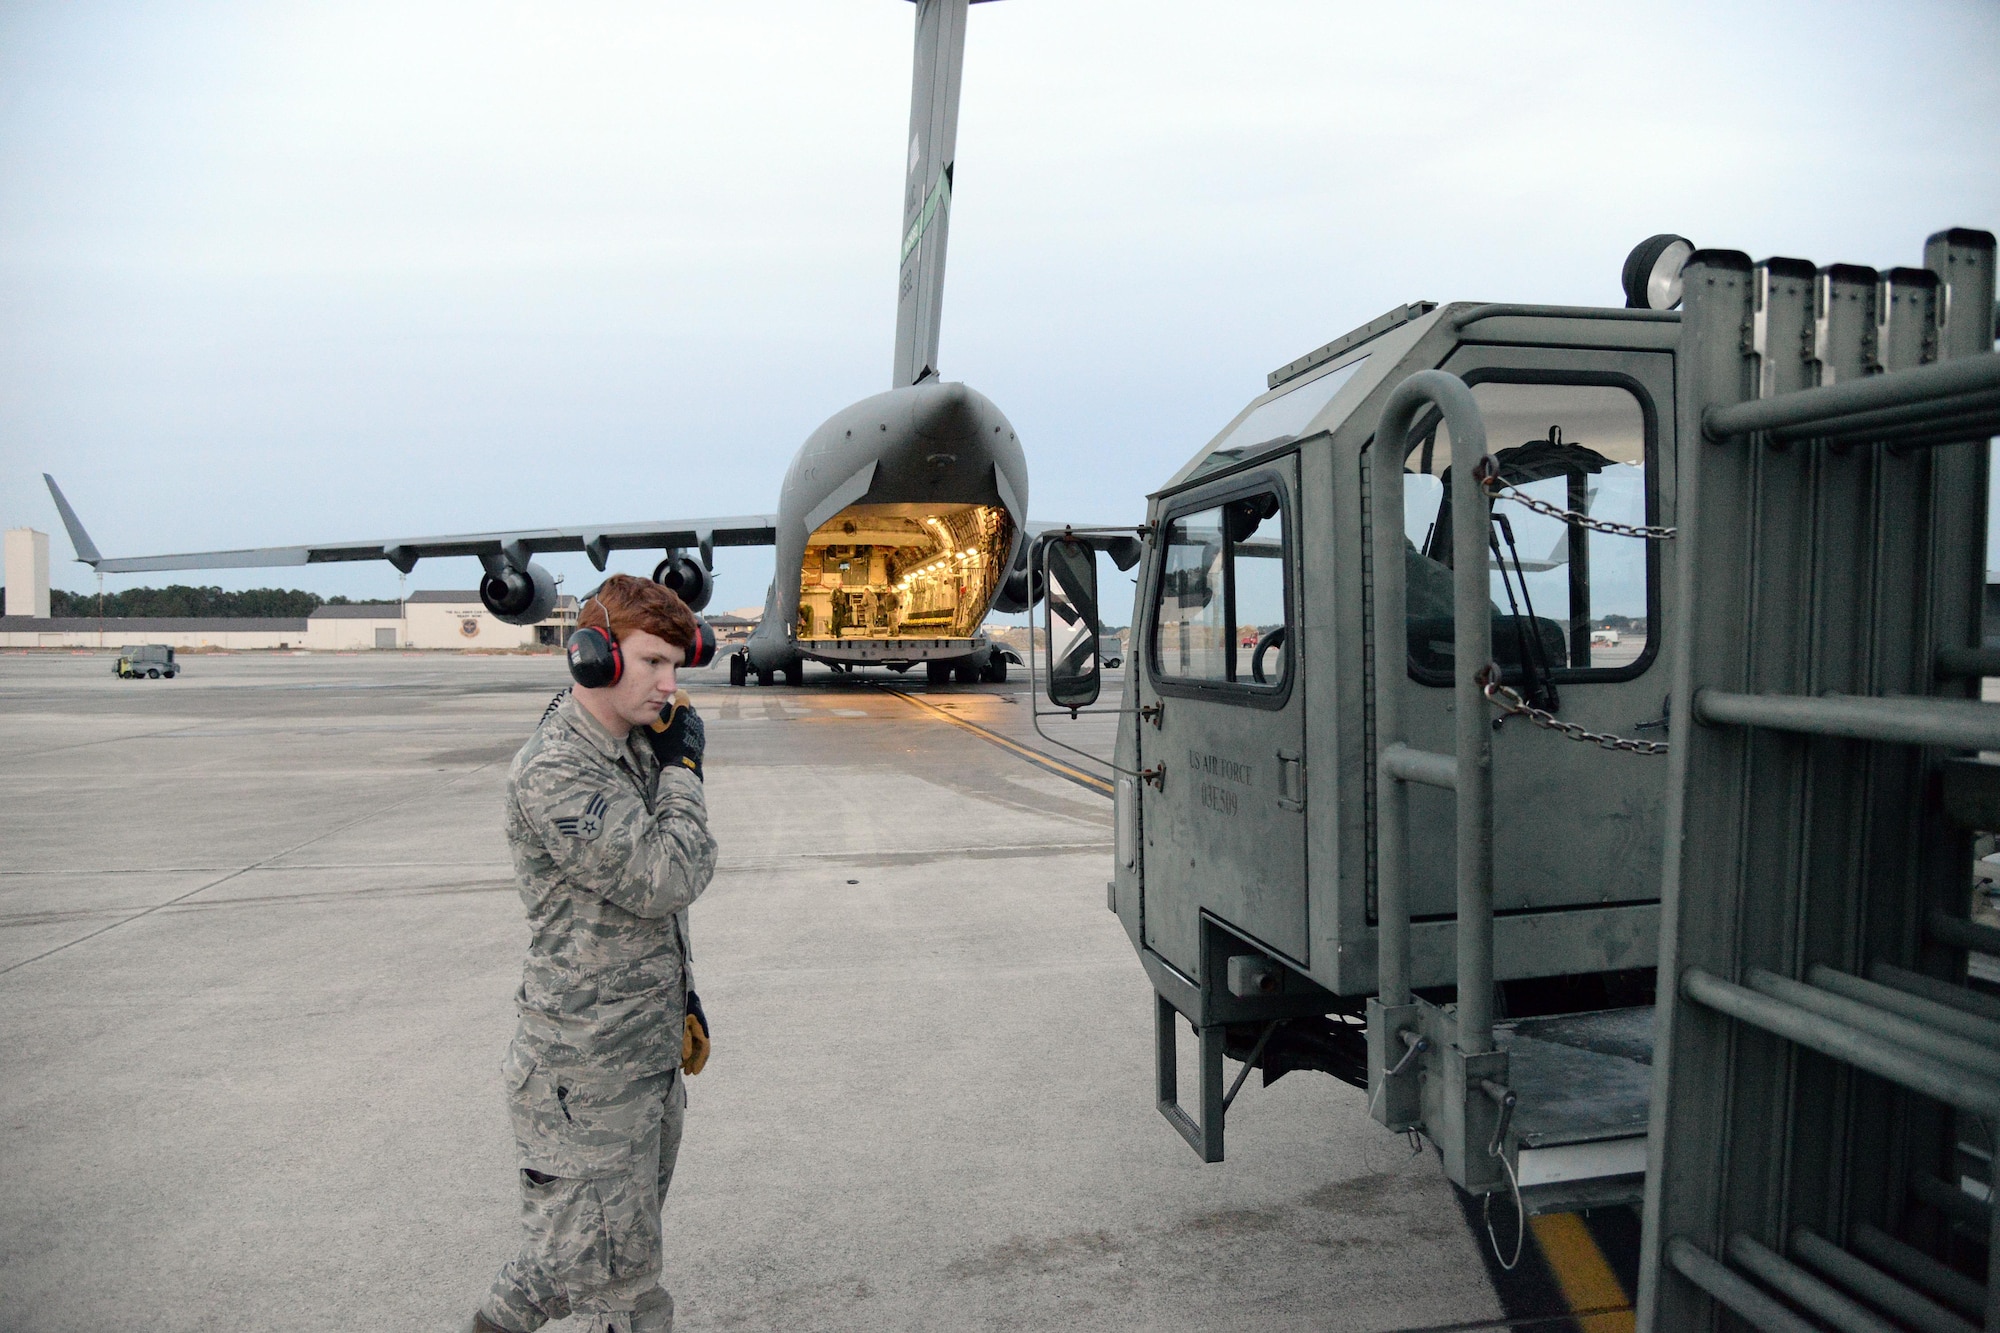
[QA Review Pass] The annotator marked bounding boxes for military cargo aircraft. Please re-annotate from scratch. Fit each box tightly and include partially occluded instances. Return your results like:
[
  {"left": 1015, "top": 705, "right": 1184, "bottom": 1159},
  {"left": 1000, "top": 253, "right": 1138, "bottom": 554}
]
[{"left": 43, "top": 0, "right": 1041, "bottom": 688}]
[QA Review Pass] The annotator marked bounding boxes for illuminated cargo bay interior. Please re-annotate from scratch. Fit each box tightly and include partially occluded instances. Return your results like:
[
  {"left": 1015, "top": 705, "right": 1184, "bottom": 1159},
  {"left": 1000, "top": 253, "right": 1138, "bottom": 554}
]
[{"left": 798, "top": 503, "right": 1014, "bottom": 640}]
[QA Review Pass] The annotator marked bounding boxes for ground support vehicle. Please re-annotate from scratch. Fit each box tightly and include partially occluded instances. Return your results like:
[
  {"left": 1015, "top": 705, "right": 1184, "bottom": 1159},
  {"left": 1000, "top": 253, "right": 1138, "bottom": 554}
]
[
  {"left": 114, "top": 645, "right": 178, "bottom": 679},
  {"left": 1037, "top": 227, "right": 2000, "bottom": 1329}
]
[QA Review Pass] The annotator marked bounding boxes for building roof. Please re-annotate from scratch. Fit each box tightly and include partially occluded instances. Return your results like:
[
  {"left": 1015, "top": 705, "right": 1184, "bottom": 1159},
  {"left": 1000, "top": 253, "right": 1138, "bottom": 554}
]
[
  {"left": 403, "top": 590, "right": 577, "bottom": 608},
  {"left": 0, "top": 616, "right": 309, "bottom": 632},
  {"left": 308, "top": 603, "right": 403, "bottom": 620}
]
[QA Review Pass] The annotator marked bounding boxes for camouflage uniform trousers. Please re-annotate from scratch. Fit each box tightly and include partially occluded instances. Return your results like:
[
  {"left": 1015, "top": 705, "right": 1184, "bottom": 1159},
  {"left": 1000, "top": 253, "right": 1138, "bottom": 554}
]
[{"left": 482, "top": 1050, "right": 686, "bottom": 1333}]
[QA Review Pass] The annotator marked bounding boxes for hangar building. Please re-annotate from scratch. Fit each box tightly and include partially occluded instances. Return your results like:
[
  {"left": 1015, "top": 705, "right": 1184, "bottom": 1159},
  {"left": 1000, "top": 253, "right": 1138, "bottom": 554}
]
[{"left": 305, "top": 592, "right": 578, "bottom": 650}]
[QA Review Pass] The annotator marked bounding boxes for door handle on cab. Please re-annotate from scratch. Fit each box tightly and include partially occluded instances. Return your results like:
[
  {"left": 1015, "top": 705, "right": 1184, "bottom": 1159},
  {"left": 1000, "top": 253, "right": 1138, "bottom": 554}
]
[{"left": 1277, "top": 749, "right": 1305, "bottom": 812}]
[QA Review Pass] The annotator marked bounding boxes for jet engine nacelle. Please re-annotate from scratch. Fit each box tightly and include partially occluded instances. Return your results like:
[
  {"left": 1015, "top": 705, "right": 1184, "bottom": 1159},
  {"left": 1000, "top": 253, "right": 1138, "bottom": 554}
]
[
  {"left": 652, "top": 553, "right": 714, "bottom": 613},
  {"left": 479, "top": 561, "right": 559, "bottom": 626},
  {"left": 991, "top": 546, "right": 1043, "bottom": 616}
]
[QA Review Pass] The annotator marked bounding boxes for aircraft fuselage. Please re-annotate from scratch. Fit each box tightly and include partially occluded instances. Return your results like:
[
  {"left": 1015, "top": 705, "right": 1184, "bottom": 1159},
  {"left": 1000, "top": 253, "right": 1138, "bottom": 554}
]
[{"left": 743, "top": 378, "right": 1026, "bottom": 676}]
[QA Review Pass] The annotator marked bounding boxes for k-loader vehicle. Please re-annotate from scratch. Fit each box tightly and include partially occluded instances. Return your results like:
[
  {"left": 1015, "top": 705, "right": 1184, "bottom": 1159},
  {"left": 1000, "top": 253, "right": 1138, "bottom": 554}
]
[{"left": 1036, "top": 227, "right": 2000, "bottom": 1330}]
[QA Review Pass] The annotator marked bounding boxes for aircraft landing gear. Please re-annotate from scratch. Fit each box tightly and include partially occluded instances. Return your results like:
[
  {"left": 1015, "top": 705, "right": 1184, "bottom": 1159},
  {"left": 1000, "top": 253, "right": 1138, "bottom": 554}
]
[
  {"left": 729, "top": 653, "right": 748, "bottom": 687},
  {"left": 952, "top": 661, "right": 979, "bottom": 684},
  {"left": 756, "top": 666, "right": 774, "bottom": 686},
  {"left": 982, "top": 654, "right": 1008, "bottom": 684},
  {"left": 782, "top": 661, "right": 803, "bottom": 687},
  {"left": 926, "top": 660, "right": 952, "bottom": 685}
]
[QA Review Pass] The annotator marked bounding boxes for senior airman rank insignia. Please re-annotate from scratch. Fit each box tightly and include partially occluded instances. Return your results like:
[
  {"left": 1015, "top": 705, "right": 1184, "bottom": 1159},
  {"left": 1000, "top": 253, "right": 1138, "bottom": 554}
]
[{"left": 552, "top": 792, "right": 610, "bottom": 841}]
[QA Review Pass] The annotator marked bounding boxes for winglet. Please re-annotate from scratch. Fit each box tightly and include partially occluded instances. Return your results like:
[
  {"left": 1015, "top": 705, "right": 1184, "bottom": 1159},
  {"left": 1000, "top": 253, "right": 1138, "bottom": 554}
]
[{"left": 42, "top": 475, "right": 103, "bottom": 566}]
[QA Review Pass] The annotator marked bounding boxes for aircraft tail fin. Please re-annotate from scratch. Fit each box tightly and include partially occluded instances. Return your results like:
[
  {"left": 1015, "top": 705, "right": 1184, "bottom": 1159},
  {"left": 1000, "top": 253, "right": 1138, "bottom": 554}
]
[
  {"left": 891, "top": 0, "right": 972, "bottom": 389},
  {"left": 42, "top": 475, "right": 103, "bottom": 566}
]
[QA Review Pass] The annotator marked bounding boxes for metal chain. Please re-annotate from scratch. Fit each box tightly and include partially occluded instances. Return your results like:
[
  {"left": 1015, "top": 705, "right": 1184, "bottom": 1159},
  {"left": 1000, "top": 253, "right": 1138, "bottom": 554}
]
[
  {"left": 1481, "top": 477, "right": 1676, "bottom": 541},
  {"left": 1480, "top": 671, "right": 1670, "bottom": 755}
]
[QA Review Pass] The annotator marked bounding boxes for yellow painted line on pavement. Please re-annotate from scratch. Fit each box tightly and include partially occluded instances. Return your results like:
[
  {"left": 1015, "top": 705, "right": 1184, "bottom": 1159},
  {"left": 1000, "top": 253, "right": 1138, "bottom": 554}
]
[
  {"left": 1528, "top": 1212, "right": 1634, "bottom": 1333},
  {"left": 880, "top": 688, "right": 1114, "bottom": 796}
]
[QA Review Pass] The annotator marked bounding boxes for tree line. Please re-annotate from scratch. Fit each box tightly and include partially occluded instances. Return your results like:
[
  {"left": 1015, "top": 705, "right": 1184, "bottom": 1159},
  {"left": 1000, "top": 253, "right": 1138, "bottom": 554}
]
[{"left": 12, "top": 586, "right": 393, "bottom": 619}]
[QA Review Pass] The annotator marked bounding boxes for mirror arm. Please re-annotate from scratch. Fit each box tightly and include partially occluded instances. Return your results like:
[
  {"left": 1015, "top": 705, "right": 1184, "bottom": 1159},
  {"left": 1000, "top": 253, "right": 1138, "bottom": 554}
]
[{"left": 1023, "top": 522, "right": 1158, "bottom": 781}]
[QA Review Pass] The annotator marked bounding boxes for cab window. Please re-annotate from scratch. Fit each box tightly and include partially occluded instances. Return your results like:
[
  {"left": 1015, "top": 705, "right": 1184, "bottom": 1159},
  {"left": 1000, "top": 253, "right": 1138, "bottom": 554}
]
[
  {"left": 1402, "top": 380, "right": 1653, "bottom": 683},
  {"left": 1152, "top": 490, "right": 1291, "bottom": 689}
]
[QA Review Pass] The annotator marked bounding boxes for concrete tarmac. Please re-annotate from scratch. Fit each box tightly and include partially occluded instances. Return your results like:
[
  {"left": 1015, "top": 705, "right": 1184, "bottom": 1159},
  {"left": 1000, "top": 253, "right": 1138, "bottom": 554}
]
[{"left": 0, "top": 651, "right": 1507, "bottom": 1332}]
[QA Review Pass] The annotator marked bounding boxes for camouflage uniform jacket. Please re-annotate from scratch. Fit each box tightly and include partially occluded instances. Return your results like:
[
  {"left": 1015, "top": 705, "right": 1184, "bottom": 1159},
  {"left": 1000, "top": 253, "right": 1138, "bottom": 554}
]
[{"left": 505, "top": 691, "right": 717, "bottom": 1078}]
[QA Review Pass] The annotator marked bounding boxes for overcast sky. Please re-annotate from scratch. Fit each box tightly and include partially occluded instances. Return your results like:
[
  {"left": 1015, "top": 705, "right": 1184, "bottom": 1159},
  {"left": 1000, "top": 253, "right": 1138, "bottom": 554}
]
[{"left": 3, "top": 0, "right": 1997, "bottom": 613}]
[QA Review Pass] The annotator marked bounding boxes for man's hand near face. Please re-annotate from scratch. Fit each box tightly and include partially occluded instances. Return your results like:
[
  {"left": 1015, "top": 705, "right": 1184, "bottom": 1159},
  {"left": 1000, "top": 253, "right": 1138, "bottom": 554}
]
[{"left": 646, "top": 691, "right": 705, "bottom": 780}]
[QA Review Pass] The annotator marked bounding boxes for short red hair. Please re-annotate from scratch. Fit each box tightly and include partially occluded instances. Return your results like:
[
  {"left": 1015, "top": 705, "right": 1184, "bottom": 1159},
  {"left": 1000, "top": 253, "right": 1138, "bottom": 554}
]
[{"left": 577, "top": 574, "right": 699, "bottom": 654}]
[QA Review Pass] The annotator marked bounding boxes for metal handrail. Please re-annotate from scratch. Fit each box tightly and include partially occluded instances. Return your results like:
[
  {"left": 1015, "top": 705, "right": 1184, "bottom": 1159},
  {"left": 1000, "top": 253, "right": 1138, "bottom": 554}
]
[
  {"left": 1367, "top": 369, "right": 1494, "bottom": 1049},
  {"left": 1702, "top": 350, "right": 2000, "bottom": 442},
  {"left": 1693, "top": 690, "right": 2000, "bottom": 749},
  {"left": 1380, "top": 742, "right": 1457, "bottom": 791},
  {"left": 1848, "top": 1224, "right": 1988, "bottom": 1324},
  {"left": 1870, "top": 961, "right": 2000, "bottom": 1025},
  {"left": 1808, "top": 964, "right": 2000, "bottom": 1050},
  {"left": 1681, "top": 968, "right": 2000, "bottom": 1118},
  {"left": 1667, "top": 1238, "right": 1822, "bottom": 1333},
  {"left": 1744, "top": 969, "right": 2000, "bottom": 1077},
  {"left": 1793, "top": 1229, "right": 1982, "bottom": 1333},
  {"left": 1726, "top": 1234, "right": 1902, "bottom": 1333},
  {"left": 1937, "top": 645, "right": 2000, "bottom": 679},
  {"left": 1928, "top": 909, "right": 2000, "bottom": 958}
]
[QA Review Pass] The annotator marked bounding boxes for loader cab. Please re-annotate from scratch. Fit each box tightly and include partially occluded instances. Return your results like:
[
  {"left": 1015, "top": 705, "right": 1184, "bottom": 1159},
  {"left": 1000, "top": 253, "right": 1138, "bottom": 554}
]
[
  {"left": 1088, "top": 303, "right": 1679, "bottom": 995},
  {"left": 1048, "top": 298, "right": 1682, "bottom": 1176}
]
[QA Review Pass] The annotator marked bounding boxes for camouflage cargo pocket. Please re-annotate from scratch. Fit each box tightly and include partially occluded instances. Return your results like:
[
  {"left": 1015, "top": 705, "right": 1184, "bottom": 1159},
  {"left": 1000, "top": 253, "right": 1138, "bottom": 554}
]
[
  {"left": 516, "top": 1168, "right": 666, "bottom": 1300},
  {"left": 517, "top": 1170, "right": 617, "bottom": 1292},
  {"left": 508, "top": 1064, "right": 661, "bottom": 1180}
]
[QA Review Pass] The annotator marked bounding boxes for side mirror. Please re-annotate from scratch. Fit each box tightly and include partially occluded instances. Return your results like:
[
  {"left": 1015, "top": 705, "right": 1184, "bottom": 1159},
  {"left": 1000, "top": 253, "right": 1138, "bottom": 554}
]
[{"left": 1043, "top": 538, "right": 1101, "bottom": 709}]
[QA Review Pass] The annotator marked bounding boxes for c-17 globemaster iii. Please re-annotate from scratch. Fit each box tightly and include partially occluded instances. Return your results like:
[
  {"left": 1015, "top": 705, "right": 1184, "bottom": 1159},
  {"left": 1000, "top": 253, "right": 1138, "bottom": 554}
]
[{"left": 44, "top": 0, "right": 1054, "bottom": 687}]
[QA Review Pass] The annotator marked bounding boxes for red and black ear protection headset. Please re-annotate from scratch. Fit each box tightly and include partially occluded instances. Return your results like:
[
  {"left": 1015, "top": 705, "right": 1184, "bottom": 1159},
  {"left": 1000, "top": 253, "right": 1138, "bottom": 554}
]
[
  {"left": 566, "top": 598, "right": 623, "bottom": 688},
  {"left": 566, "top": 596, "right": 718, "bottom": 688}
]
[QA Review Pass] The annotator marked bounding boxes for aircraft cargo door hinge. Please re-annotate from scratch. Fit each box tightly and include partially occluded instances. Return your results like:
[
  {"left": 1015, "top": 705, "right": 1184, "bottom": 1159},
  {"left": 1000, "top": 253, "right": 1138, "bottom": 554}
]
[
  {"left": 1140, "top": 764, "right": 1166, "bottom": 791},
  {"left": 1140, "top": 701, "right": 1165, "bottom": 728}
]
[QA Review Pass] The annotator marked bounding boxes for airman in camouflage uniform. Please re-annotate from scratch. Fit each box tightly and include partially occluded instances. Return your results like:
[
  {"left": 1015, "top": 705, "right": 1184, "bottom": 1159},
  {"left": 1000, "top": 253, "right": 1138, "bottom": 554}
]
[{"left": 474, "top": 658, "right": 716, "bottom": 1333}]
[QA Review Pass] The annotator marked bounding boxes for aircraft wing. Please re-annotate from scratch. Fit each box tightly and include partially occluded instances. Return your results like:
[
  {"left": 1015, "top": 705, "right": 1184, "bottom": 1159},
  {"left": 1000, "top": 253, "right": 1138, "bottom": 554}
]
[{"left": 44, "top": 475, "right": 775, "bottom": 575}]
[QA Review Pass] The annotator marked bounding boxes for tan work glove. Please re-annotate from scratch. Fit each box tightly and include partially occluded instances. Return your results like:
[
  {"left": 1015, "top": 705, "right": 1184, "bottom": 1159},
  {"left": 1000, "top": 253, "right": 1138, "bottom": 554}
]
[
  {"left": 681, "top": 988, "right": 710, "bottom": 1076},
  {"left": 682, "top": 1012, "right": 710, "bottom": 1076}
]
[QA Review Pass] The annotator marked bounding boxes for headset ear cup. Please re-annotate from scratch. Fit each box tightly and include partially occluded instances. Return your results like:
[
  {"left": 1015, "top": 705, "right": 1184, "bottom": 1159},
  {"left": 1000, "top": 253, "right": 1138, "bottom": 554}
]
[
  {"left": 565, "top": 627, "right": 621, "bottom": 688},
  {"left": 688, "top": 620, "right": 717, "bottom": 669}
]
